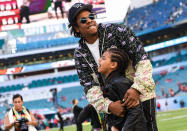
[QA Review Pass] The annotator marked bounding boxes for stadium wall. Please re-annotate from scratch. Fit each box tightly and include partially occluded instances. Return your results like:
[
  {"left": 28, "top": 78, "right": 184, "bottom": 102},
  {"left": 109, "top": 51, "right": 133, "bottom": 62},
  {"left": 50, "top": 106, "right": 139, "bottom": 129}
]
[{"left": 156, "top": 95, "right": 187, "bottom": 112}]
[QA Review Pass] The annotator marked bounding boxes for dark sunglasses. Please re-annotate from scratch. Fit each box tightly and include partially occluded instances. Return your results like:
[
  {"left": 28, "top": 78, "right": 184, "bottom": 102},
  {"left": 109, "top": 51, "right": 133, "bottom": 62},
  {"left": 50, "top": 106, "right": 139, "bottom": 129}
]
[{"left": 80, "top": 13, "right": 96, "bottom": 24}]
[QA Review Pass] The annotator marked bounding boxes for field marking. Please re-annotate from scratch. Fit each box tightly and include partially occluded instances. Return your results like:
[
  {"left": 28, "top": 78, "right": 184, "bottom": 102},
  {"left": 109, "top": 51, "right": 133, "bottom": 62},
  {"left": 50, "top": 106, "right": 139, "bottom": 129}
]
[
  {"left": 157, "top": 113, "right": 172, "bottom": 117},
  {"left": 159, "top": 115, "right": 187, "bottom": 121}
]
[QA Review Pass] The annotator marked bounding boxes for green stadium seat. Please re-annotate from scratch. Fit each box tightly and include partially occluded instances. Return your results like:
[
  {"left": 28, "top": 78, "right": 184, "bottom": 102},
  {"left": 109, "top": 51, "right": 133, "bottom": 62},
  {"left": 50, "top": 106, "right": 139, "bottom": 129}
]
[{"left": 36, "top": 80, "right": 42, "bottom": 87}]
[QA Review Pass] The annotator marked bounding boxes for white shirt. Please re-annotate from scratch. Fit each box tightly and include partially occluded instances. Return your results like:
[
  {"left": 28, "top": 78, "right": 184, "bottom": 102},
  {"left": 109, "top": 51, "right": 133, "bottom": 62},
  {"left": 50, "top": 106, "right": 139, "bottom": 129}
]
[{"left": 86, "top": 39, "right": 100, "bottom": 66}]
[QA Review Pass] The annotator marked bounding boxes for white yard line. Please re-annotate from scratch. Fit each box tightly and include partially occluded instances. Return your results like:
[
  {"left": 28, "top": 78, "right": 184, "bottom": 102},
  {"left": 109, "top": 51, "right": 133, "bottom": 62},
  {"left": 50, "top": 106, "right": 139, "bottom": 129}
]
[
  {"left": 159, "top": 115, "right": 187, "bottom": 121},
  {"left": 157, "top": 113, "right": 172, "bottom": 117}
]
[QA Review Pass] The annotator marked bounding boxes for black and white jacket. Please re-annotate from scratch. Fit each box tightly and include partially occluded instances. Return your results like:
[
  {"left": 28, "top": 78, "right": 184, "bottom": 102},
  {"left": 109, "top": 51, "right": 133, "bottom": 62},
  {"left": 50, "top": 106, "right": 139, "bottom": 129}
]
[{"left": 74, "top": 23, "right": 156, "bottom": 113}]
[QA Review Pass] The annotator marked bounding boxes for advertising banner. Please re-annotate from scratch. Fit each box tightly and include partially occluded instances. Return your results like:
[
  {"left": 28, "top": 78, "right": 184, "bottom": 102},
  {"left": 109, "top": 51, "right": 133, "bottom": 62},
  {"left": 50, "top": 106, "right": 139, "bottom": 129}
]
[
  {"left": 0, "top": 66, "right": 22, "bottom": 75},
  {"left": 0, "top": 0, "right": 20, "bottom": 30},
  {"left": 0, "top": 59, "right": 75, "bottom": 74}
]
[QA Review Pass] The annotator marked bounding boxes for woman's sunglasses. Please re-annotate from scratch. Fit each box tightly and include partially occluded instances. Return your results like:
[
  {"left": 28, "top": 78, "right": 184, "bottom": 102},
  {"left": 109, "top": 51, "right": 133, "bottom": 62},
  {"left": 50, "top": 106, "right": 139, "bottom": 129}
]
[{"left": 80, "top": 13, "right": 96, "bottom": 24}]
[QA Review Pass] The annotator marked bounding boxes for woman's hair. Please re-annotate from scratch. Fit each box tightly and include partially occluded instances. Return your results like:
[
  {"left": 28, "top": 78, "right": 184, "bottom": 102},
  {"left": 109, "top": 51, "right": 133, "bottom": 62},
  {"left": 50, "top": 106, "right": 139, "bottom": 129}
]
[
  {"left": 13, "top": 94, "right": 23, "bottom": 101},
  {"left": 107, "top": 48, "right": 130, "bottom": 75}
]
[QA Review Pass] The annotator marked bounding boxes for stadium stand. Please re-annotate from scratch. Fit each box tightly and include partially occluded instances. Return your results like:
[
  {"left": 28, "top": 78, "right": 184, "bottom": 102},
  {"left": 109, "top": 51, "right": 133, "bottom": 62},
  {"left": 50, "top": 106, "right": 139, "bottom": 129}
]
[
  {"left": 57, "top": 86, "right": 88, "bottom": 108},
  {"left": 127, "top": 0, "right": 187, "bottom": 33},
  {"left": 0, "top": 73, "right": 79, "bottom": 93},
  {"left": 152, "top": 49, "right": 187, "bottom": 67},
  {"left": 0, "top": 39, "right": 4, "bottom": 49},
  {"left": 154, "top": 65, "right": 187, "bottom": 99},
  {"left": 16, "top": 37, "right": 79, "bottom": 52}
]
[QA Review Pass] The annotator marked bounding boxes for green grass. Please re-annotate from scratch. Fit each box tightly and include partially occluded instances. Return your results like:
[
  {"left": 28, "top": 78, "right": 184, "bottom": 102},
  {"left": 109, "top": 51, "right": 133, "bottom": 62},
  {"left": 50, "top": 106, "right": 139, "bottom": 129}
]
[
  {"left": 46, "top": 108, "right": 187, "bottom": 131},
  {"left": 44, "top": 122, "right": 93, "bottom": 131},
  {"left": 157, "top": 108, "right": 187, "bottom": 131}
]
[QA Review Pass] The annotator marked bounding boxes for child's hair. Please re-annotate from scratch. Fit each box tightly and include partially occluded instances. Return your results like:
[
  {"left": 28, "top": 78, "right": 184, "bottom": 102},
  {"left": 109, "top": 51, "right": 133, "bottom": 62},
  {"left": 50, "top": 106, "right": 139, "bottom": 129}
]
[{"left": 107, "top": 48, "right": 130, "bottom": 75}]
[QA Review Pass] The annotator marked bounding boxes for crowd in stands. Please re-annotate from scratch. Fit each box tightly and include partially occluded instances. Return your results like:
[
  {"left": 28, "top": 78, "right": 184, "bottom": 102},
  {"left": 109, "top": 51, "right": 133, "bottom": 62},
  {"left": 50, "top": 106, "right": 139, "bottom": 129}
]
[
  {"left": 154, "top": 65, "right": 187, "bottom": 99},
  {"left": 127, "top": 0, "right": 187, "bottom": 33}
]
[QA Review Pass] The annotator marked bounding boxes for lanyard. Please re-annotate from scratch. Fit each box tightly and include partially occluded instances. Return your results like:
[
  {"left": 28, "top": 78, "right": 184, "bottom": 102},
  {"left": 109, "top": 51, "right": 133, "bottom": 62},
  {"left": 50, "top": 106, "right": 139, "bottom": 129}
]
[{"left": 12, "top": 106, "right": 29, "bottom": 121}]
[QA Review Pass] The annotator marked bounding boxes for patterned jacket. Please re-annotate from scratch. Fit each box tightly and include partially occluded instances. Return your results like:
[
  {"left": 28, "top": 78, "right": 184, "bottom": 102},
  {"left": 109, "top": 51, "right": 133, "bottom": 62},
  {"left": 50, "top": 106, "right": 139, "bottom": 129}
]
[{"left": 74, "top": 23, "right": 156, "bottom": 113}]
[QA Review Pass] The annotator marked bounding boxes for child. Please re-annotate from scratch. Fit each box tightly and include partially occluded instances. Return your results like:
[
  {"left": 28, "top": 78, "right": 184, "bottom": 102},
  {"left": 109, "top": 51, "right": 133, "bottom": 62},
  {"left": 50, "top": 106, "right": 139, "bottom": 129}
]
[{"left": 98, "top": 48, "right": 147, "bottom": 131}]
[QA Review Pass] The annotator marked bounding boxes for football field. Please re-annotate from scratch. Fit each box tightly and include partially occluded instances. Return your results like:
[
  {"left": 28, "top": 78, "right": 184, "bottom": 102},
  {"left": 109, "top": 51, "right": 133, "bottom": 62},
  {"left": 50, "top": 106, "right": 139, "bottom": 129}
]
[
  {"left": 47, "top": 108, "right": 187, "bottom": 131},
  {"left": 157, "top": 108, "right": 187, "bottom": 131}
]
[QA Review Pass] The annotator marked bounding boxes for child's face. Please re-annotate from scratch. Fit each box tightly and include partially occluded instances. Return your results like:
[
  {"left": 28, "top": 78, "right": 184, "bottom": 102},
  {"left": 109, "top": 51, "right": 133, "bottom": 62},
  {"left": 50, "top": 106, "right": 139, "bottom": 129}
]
[{"left": 98, "top": 51, "right": 116, "bottom": 77}]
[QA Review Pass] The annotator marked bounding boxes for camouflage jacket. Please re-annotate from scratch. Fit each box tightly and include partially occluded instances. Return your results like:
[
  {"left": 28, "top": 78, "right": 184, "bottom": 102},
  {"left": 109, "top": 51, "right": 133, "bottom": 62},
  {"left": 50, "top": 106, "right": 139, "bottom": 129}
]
[{"left": 74, "top": 23, "right": 156, "bottom": 113}]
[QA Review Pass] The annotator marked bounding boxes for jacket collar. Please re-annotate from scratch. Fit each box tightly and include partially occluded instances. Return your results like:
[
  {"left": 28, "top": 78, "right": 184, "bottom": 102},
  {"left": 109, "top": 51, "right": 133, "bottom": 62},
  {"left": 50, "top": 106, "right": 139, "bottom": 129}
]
[{"left": 105, "top": 71, "right": 122, "bottom": 86}]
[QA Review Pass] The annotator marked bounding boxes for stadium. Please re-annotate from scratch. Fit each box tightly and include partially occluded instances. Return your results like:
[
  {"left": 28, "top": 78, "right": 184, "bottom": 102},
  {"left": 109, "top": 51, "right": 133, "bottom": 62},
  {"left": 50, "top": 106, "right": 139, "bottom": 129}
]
[{"left": 0, "top": 0, "right": 187, "bottom": 130}]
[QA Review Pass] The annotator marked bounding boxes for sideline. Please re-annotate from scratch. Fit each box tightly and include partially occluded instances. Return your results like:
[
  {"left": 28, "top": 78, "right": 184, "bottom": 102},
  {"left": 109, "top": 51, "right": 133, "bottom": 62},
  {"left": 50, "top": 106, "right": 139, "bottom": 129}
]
[{"left": 159, "top": 115, "right": 187, "bottom": 121}]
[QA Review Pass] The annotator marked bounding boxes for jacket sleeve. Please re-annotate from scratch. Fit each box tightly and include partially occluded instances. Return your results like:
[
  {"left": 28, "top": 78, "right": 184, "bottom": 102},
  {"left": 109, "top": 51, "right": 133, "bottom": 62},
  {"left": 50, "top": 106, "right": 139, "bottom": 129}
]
[
  {"left": 74, "top": 50, "right": 112, "bottom": 113},
  {"left": 115, "top": 25, "right": 155, "bottom": 95},
  {"left": 132, "top": 60, "right": 156, "bottom": 96}
]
